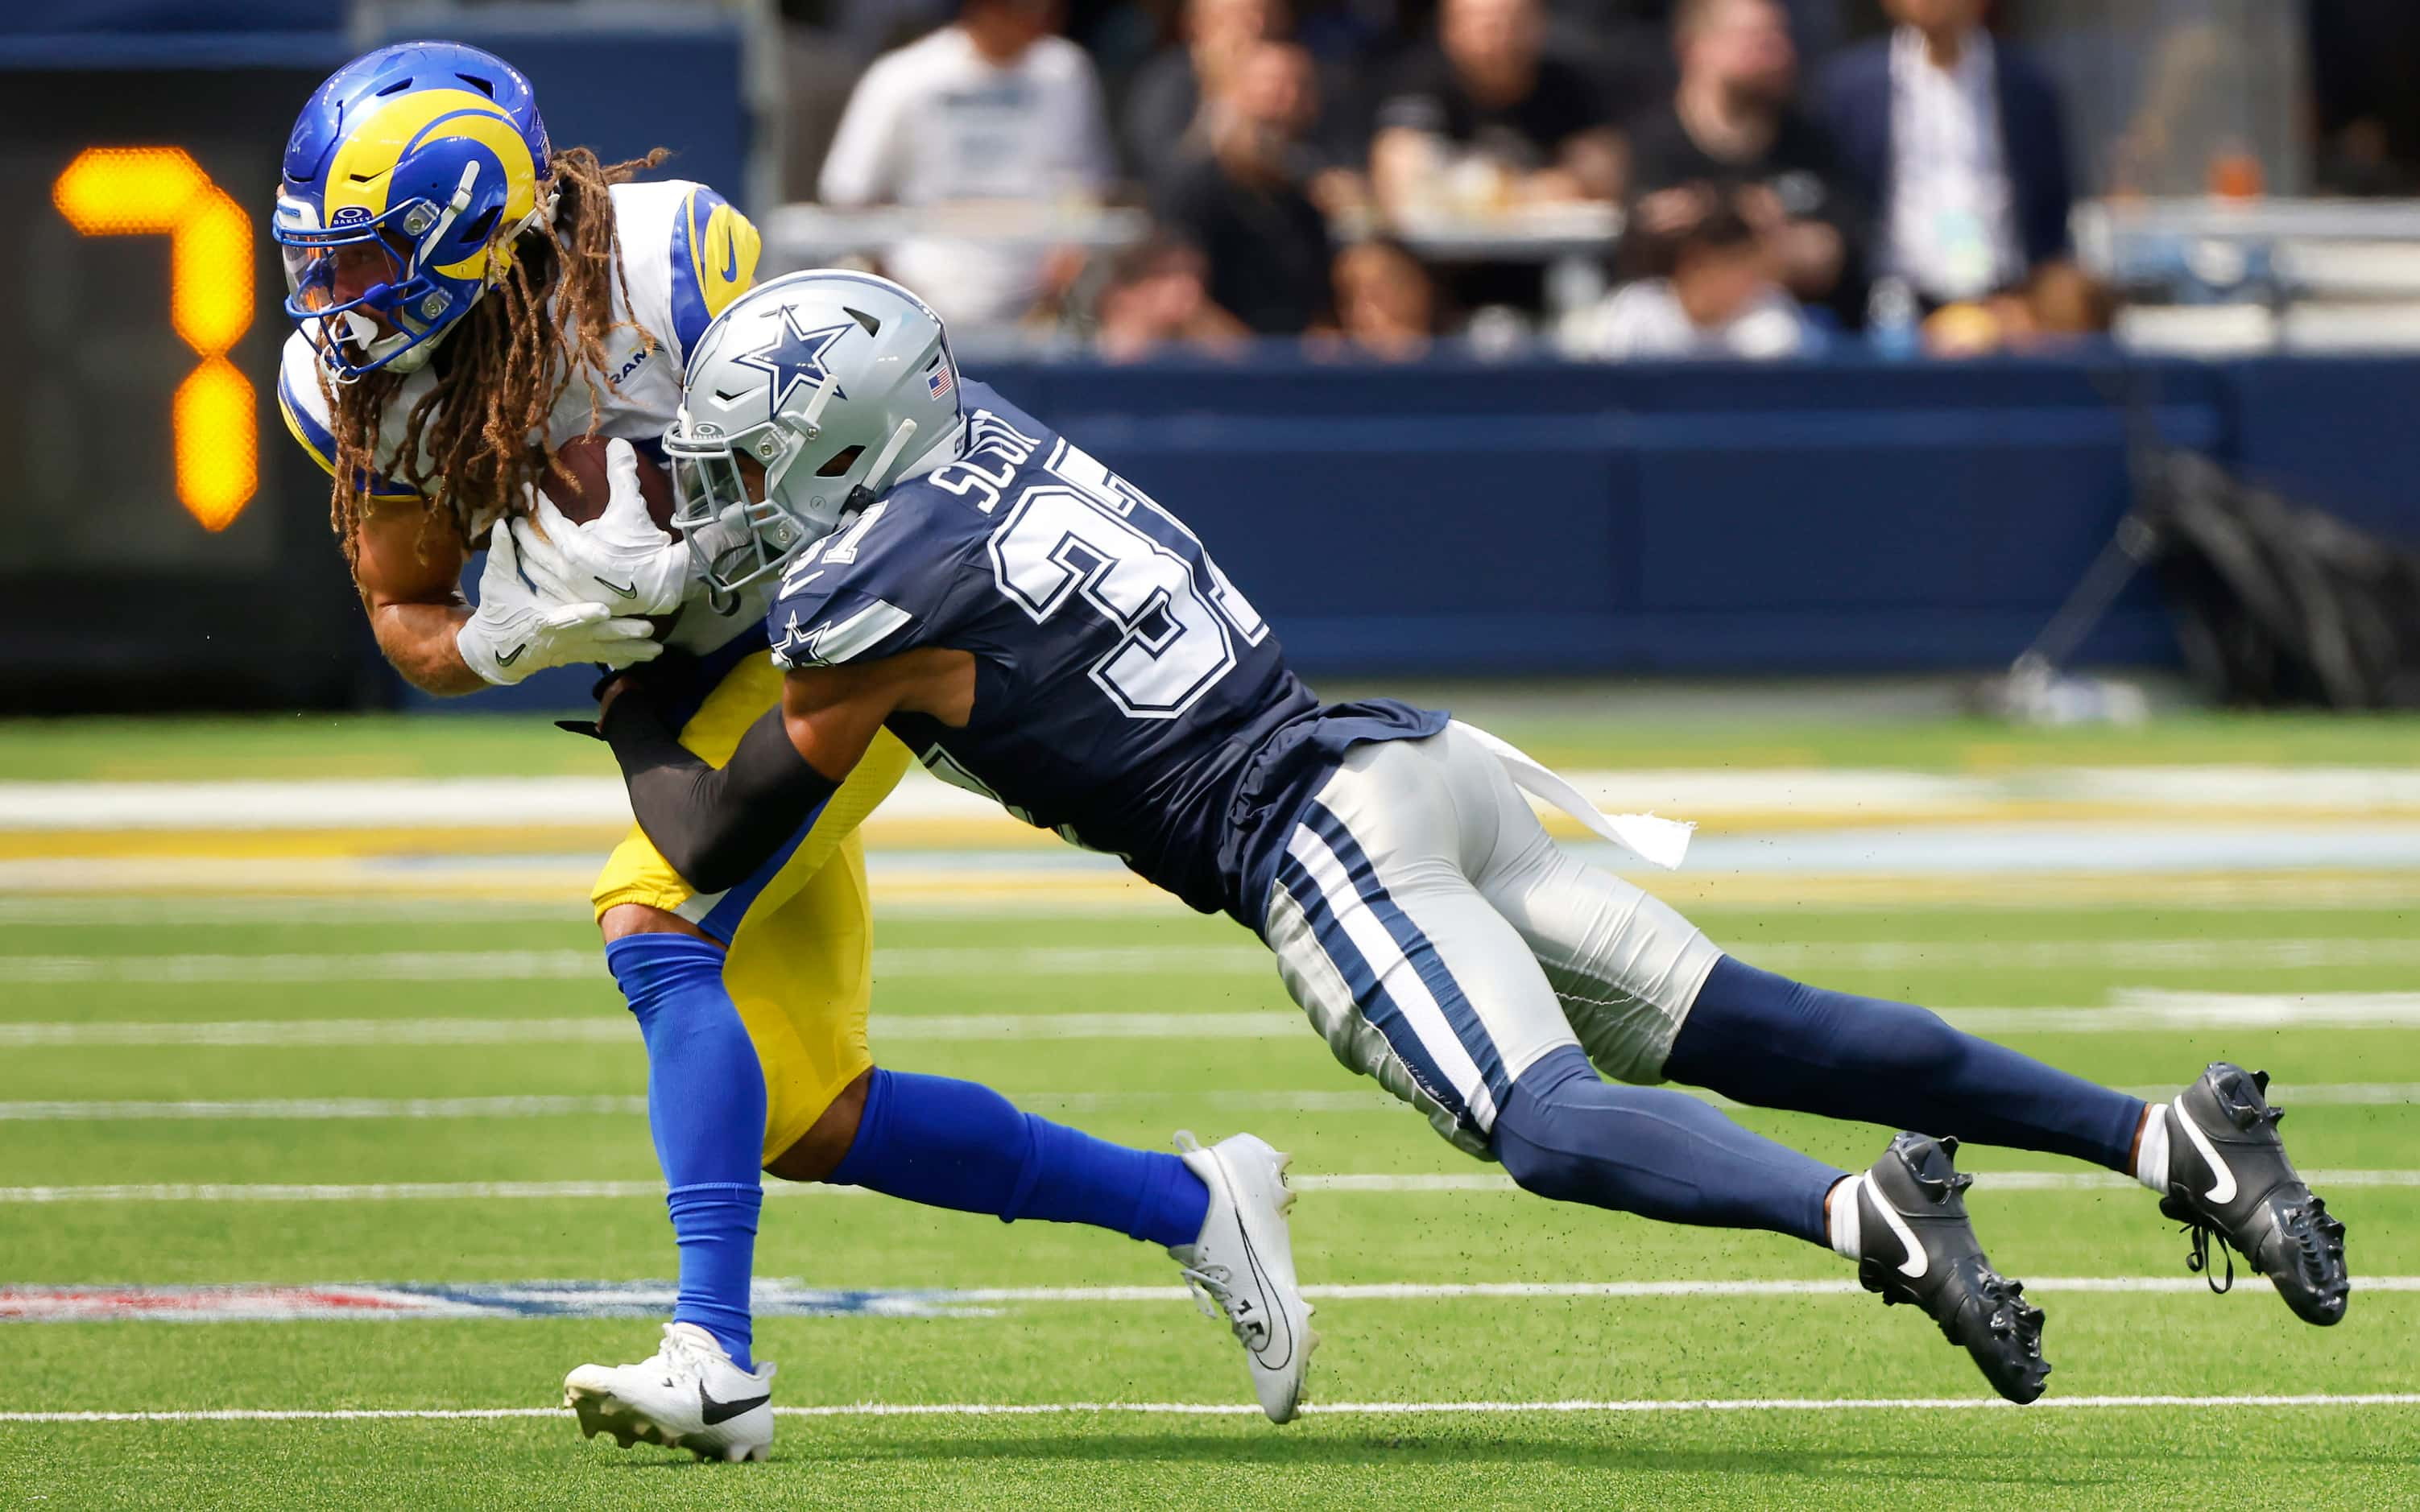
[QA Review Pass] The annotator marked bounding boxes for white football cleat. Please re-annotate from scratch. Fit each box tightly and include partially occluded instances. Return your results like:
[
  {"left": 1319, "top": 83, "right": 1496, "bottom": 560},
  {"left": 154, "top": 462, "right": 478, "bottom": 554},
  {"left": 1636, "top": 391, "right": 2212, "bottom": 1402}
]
[
  {"left": 1170, "top": 1130, "right": 1317, "bottom": 1423},
  {"left": 564, "top": 1321, "right": 776, "bottom": 1463}
]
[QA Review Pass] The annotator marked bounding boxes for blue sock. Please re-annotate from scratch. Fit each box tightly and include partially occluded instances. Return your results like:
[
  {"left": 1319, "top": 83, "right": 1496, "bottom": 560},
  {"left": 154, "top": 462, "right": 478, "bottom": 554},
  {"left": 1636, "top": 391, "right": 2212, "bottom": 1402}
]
[
  {"left": 606, "top": 933, "right": 765, "bottom": 1371},
  {"left": 1492, "top": 1044, "right": 1840, "bottom": 1246},
  {"left": 829, "top": 1069, "right": 1210, "bottom": 1248},
  {"left": 1667, "top": 955, "right": 2147, "bottom": 1171}
]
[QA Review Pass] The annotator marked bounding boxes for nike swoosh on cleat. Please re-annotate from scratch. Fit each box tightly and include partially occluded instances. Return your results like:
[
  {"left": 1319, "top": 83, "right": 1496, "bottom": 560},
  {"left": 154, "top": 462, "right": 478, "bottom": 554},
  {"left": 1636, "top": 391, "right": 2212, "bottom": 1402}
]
[
  {"left": 1874, "top": 1191, "right": 1929, "bottom": 1279},
  {"left": 698, "top": 1385, "right": 769, "bottom": 1426},
  {"left": 494, "top": 643, "right": 527, "bottom": 667},
  {"left": 1206, "top": 1148, "right": 1293, "bottom": 1370},
  {"left": 598, "top": 577, "right": 639, "bottom": 599},
  {"left": 2174, "top": 1096, "right": 2238, "bottom": 1204},
  {"left": 1232, "top": 1167, "right": 1294, "bottom": 1369}
]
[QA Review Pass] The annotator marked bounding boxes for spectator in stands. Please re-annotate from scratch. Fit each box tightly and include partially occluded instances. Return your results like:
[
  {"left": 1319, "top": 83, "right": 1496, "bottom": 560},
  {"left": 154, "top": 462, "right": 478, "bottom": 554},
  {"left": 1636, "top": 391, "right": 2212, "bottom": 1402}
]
[
  {"left": 2309, "top": 0, "right": 2420, "bottom": 196},
  {"left": 1815, "top": 0, "right": 2078, "bottom": 316},
  {"left": 1370, "top": 0, "right": 1628, "bottom": 216},
  {"left": 1327, "top": 237, "right": 1446, "bottom": 360},
  {"left": 1567, "top": 194, "right": 1810, "bottom": 357},
  {"left": 1093, "top": 236, "right": 1252, "bottom": 361},
  {"left": 1627, "top": 0, "right": 1862, "bottom": 320},
  {"left": 1549, "top": 0, "right": 1841, "bottom": 76},
  {"left": 819, "top": 0, "right": 1116, "bottom": 327},
  {"left": 1156, "top": 42, "right": 1337, "bottom": 336},
  {"left": 1126, "top": 0, "right": 1283, "bottom": 184},
  {"left": 1125, "top": 0, "right": 1372, "bottom": 209}
]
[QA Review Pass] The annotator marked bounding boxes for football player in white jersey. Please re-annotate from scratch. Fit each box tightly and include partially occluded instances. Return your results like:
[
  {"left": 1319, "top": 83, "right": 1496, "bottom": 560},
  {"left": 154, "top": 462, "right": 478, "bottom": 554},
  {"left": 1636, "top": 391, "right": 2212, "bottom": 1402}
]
[{"left": 271, "top": 42, "right": 1313, "bottom": 1462}]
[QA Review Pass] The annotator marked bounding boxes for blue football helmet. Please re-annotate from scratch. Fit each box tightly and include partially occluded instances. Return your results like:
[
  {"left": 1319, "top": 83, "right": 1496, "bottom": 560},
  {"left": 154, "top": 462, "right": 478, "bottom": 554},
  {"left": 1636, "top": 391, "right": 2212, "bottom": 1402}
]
[{"left": 274, "top": 41, "right": 553, "bottom": 381}]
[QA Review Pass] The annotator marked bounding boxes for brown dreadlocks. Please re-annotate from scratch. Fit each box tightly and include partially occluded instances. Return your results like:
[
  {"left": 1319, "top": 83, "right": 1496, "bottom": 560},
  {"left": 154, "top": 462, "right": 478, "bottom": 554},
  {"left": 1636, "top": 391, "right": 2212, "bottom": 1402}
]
[{"left": 320, "top": 145, "right": 669, "bottom": 566}]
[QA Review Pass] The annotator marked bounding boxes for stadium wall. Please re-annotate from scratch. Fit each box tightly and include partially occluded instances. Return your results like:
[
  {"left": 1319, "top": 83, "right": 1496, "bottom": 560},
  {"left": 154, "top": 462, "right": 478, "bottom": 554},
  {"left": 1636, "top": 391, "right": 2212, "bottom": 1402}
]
[
  {"left": 412, "top": 351, "right": 2420, "bottom": 709},
  {"left": 1003, "top": 354, "right": 2219, "bottom": 675}
]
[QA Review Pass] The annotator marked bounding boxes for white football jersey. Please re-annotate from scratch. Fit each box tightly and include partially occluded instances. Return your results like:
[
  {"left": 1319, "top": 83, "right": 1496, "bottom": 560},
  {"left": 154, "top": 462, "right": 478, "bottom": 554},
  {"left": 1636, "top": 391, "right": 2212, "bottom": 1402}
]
[{"left": 276, "top": 177, "right": 767, "bottom": 648}]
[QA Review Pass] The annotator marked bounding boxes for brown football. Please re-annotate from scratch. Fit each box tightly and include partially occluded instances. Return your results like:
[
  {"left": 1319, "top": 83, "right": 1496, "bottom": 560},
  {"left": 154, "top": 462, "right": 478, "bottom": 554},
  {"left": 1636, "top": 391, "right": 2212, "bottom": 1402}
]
[
  {"left": 538, "top": 435, "right": 679, "bottom": 531},
  {"left": 532, "top": 436, "right": 685, "bottom": 634}
]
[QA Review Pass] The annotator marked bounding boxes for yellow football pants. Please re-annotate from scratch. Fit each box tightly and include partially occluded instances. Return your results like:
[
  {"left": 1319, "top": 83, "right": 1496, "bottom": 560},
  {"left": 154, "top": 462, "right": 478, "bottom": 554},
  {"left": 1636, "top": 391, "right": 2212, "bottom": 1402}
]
[{"left": 589, "top": 652, "right": 912, "bottom": 1162}]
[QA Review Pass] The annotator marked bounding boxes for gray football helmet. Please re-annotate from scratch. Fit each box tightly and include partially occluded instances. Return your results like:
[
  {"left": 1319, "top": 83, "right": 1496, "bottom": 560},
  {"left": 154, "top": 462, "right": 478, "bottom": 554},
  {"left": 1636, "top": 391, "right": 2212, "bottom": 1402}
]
[{"left": 664, "top": 269, "right": 962, "bottom": 606}]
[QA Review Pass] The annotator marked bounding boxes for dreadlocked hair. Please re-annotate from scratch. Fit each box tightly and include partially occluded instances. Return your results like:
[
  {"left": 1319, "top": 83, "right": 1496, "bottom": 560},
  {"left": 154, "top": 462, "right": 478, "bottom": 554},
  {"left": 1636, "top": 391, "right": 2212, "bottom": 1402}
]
[{"left": 321, "top": 145, "right": 670, "bottom": 567}]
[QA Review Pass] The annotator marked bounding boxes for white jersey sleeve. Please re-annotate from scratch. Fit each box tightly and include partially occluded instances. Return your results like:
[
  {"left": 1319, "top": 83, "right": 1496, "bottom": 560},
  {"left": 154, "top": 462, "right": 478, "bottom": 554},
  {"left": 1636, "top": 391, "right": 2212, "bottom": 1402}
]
[
  {"left": 607, "top": 177, "right": 763, "bottom": 368},
  {"left": 275, "top": 334, "right": 424, "bottom": 504}
]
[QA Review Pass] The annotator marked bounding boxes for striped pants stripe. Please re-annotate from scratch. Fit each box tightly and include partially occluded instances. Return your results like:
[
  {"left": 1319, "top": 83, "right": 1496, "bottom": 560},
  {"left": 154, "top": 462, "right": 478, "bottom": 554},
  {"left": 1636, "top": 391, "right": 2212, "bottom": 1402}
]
[{"left": 1262, "top": 725, "right": 1723, "bottom": 1158}]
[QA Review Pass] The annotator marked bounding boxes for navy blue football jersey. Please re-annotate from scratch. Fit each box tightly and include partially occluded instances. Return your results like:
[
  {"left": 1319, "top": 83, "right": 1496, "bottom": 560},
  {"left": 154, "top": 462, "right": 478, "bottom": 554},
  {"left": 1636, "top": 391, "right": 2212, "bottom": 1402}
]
[{"left": 764, "top": 381, "right": 1442, "bottom": 923}]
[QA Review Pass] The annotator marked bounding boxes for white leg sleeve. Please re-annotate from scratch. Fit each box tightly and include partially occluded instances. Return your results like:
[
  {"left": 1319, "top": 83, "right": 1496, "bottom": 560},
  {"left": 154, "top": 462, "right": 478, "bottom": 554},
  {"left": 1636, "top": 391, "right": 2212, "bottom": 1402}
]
[
  {"left": 1260, "top": 737, "right": 1579, "bottom": 1157},
  {"left": 1444, "top": 725, "right": 1724, "bottom": 1084}
]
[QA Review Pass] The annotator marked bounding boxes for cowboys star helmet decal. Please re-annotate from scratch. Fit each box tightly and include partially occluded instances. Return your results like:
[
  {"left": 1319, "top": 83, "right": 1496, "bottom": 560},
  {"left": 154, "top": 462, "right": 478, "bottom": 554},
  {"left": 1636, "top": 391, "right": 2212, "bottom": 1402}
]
[{"left": 734, "top": 308, "right": 852, "bottom": 418}]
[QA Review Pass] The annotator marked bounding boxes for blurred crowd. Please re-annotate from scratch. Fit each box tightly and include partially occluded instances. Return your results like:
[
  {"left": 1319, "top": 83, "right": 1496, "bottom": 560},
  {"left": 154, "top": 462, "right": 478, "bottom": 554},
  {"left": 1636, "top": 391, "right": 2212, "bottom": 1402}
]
[{"left": 775, "top": 0, "right": 2401, "bottom": 361}]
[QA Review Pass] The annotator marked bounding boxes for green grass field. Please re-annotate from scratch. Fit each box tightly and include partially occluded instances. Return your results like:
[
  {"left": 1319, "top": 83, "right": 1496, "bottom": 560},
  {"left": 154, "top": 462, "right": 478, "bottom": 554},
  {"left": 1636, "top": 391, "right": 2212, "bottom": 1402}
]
[
  {"left": 3, "top": 704, "right": 2416, "bottom": 1507},
  {"left": 2, "top": 885, "right": 2414, "bottom": 1509}
]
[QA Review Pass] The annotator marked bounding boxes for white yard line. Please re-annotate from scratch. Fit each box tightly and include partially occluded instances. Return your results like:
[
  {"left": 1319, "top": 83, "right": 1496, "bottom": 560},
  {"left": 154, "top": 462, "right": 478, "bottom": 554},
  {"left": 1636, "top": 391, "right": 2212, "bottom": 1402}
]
[
  {"left": 0, "top": 951, "right": 605, "bottom": 985},
  {"left": 0, "top": 895, "right": 1177, "bottom": 927},
  {"left": 1303, "top": 1170, "right": 2420, "bottom": 1194},
  {"left": 0, "top": 946, "right": 1268, "bottom": 985},
  {"left": 12, "top": 865, "right": 2420, "bottom": 910},
  {"left": 2, "top": 1169, "right": 2414, "bottom": 1204},
  {"left": 15, "top": 766, "right": 2420, "bottom": 832},
  {"left": 14, "top": 884, "right": 2420, "bottom": 923},
  {"left": 6, "top": 1393, "right": 2418, "bottom": 1424},
  {"left": 0, "top": 1090, "right": 1404, "bottom": 1122},
  {"left": 0, "top": 1013, "right": 1307, "bottom": 1047},
  {"left": 13, "top": 936, "right": 2420, "bottom": 985},
  {"left": 6, "top": 1274, "right": 2416, "bottom": 1325},
  {"left": 0, "top": 1018, "right": 636, "bottom": 1047},
  {"left": 1752, "top": 938, "right": 2420, "bottom": 972},
  {"left": 2, "top": 1083, "right": 2409, "bottom": 1123},
  {"left": 1950, "top": 991, "right": 2420, "bottom": 1033},
  {"left": 0, "top": 1096, "right": 653, "bottom": 1122},
  {"left": 0, "top": 897, "right": 589, "bottom": 927},
  {"left": 11, "top": 989, "right": 2420, "bottom": 1049}
]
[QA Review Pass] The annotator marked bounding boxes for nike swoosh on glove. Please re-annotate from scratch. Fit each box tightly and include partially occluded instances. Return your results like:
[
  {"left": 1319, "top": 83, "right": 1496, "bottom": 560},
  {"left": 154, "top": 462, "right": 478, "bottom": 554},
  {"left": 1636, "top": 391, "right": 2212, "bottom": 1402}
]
[
  {"left": 511, "top": 439, "right": 693, "bottom": 617},
  {"left": 456, "top": 520, "right": 664, "bottom": 687}
]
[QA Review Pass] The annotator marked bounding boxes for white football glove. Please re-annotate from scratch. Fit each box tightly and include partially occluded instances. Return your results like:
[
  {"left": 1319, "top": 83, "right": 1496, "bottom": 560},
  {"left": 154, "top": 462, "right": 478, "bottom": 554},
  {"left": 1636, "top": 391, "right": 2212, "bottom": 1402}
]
[
  {"left": 510, "top": 439, "right": 692, "bottom": 617},
  {"left": 455, "top": 520, "right": 664, "bottom": 687}
]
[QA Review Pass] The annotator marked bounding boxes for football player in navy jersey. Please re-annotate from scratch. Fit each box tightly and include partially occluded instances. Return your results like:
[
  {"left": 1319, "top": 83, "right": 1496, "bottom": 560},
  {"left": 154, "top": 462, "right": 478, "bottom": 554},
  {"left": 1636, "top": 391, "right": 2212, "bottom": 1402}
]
[
  {"left": 556, "top": 270, "right": 2348, "bottom": 1405},
  {"left": 277, "top": 44, "right": 1313, "bottom": 1461}
]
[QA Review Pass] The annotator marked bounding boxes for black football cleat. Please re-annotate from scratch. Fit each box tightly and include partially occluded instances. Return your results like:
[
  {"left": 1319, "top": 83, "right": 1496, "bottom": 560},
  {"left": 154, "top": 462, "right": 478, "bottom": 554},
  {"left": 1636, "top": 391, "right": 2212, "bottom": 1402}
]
[
  {"left": 1851, "top": 1132, "right": 2050, "bottom": 1404},
  {"left": 2156, "top": 1064, "right": 2349, "bottom": 1326}
]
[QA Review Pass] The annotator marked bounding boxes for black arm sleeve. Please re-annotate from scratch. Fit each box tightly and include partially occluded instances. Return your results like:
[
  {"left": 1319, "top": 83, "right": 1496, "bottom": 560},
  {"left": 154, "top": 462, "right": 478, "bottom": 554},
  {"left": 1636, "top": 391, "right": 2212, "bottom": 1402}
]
[{"left": 598, "top": 689, "right": 840, "bottom": 897}]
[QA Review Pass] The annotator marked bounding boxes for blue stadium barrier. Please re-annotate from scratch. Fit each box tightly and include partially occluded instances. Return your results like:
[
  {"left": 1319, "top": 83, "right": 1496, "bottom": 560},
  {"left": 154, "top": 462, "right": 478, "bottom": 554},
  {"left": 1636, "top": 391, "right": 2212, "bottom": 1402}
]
[
  {"left": 2221, "top": 357, "right": 2420, "bottom": 541},
  {"left": 995, "top": 353, "right": 2228, "bottom": 675}
]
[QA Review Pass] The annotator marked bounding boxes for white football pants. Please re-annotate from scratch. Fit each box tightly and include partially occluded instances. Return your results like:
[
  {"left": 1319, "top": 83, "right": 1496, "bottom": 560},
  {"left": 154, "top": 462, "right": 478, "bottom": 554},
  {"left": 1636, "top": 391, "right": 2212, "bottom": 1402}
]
[{"left": 1260, "top": 722, "right": 1724, "bottom": 1159}]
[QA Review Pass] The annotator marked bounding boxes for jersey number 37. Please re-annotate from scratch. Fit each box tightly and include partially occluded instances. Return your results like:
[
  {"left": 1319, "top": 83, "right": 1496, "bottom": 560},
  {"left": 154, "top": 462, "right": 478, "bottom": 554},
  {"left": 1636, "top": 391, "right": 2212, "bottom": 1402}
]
[{"left": 987, "top": 441, "right": 1268, "bottom": 720}]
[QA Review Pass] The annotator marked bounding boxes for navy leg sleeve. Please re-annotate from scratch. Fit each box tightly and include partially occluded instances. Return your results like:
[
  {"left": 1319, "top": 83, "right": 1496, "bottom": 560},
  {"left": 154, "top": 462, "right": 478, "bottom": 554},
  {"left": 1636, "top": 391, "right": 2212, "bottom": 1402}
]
[
  {"left": 1491, "top": 1044, "right": 1839, "bottom": 1246},
  {"left": 1667, "top": 955, "right": 2146, "bottom": 1171}
]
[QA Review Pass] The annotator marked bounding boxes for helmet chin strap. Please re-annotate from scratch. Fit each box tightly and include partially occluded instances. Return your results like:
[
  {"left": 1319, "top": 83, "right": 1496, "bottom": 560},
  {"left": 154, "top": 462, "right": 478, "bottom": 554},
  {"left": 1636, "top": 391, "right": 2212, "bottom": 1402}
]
[
  {"left": 422, "top": 163, "right": 482, "bottom": 260},
  {"left": 798, "top": 371, "right": 842, "bottom": 437},
  {"left": 844, "top": 419, "right": 920, "bottom": 514}
]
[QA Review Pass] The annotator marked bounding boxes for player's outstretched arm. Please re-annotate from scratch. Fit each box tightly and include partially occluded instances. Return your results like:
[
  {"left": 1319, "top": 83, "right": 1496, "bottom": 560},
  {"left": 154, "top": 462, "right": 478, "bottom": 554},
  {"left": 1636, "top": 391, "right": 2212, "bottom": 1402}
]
[{"left": 590, "top": 652, "right": 969, "bottom": 895}]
